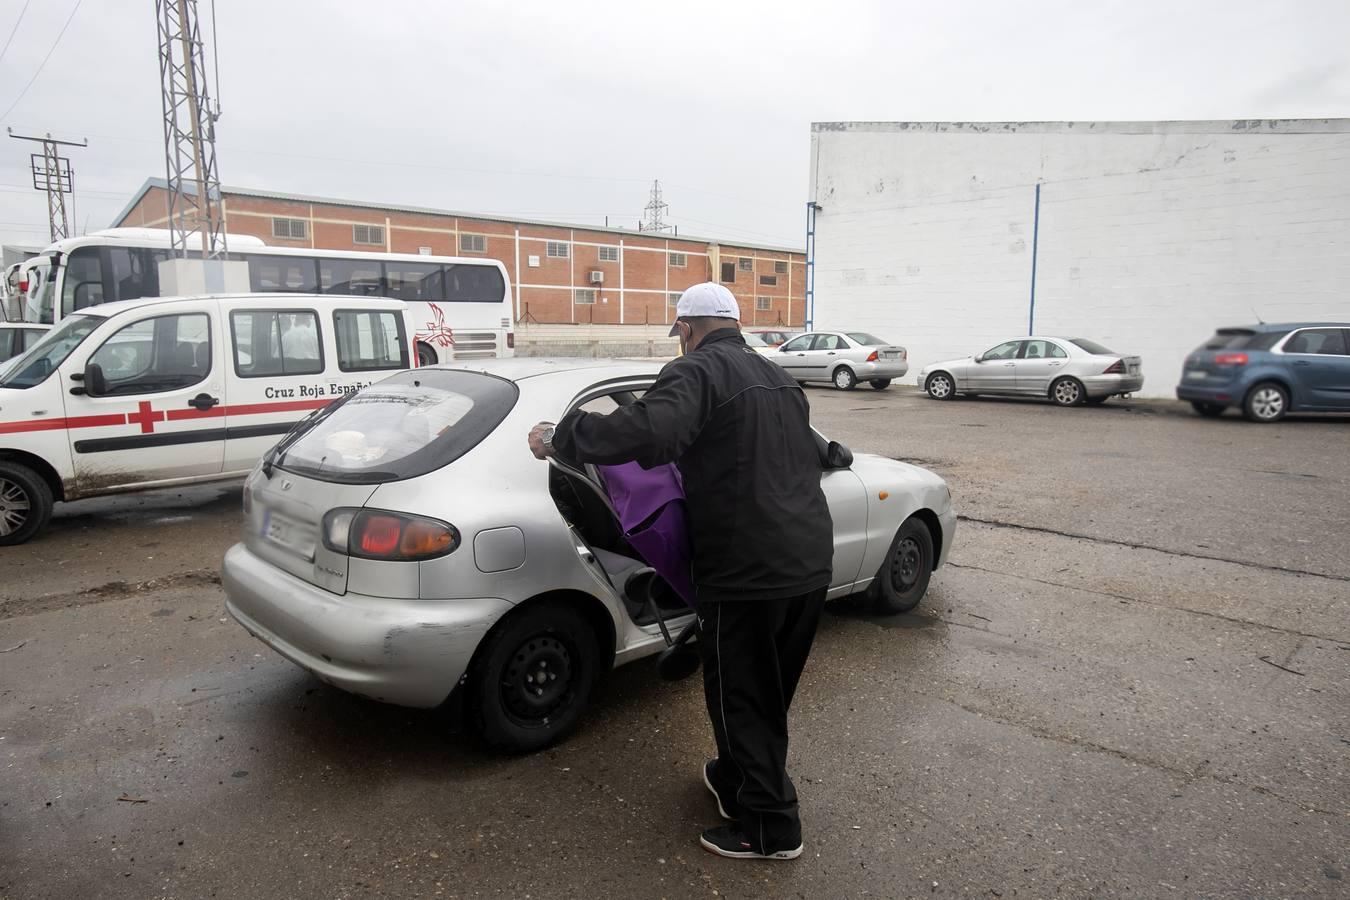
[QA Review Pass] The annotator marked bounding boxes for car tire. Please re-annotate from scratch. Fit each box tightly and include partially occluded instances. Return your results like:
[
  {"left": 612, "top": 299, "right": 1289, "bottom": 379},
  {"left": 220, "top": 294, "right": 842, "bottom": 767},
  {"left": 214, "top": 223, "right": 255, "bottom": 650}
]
[
  {"left": 869, "top": 379, "right": 891, "bottom": 391},
  {"left": 0, "top": 461, "right": 53, "bottom": 546},
  {"left": 416, "top": 342, "right": 438, "bottom": 367},
  {"left": 925, "top": 372, "right": 955, "bottom": 400},
  {"left": 832, "top": 366, "right": 857, "bottom": 391},
  {"left": 1050, "top": 376, "right": 1086, "bottom": 407},
  {"left": 468, "top": 603, "right": 600, "bottom": 753},
  {"left": 1243, "top": 382, "right": 1289, "bottom": 423},
  {"left": 868, "top": 516, "right": 934, "bottom": 615},
  {"left": 1191, "top": 401, "right": 1225, "bottom": 418}
]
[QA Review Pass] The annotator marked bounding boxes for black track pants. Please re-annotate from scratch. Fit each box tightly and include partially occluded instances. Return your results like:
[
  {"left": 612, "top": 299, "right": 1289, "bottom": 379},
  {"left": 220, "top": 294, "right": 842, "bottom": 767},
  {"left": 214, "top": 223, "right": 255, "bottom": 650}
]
[{"left": 698, "top": 587, "right": 828, "bottom": 851}]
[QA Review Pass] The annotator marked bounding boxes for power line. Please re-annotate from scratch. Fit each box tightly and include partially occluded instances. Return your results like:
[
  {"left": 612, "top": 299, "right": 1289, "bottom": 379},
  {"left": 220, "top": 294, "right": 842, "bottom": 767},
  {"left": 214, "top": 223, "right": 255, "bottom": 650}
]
[
  {"left": 0, "top": 0, "right": 84, "bottom": 123},
  {"left": 0, "top": 0, "right": 33, "bottom": 67}
]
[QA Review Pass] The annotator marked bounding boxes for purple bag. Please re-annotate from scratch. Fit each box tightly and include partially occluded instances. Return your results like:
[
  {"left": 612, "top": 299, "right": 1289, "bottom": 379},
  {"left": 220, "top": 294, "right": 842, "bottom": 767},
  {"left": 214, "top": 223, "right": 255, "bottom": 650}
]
[{"left": 596, "top": 461, "right": 696, "bottom": 607}]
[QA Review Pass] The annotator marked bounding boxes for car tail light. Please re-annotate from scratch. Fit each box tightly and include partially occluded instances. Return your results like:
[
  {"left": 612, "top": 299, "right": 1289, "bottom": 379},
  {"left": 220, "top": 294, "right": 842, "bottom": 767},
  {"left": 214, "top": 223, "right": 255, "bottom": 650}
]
[
  {"left": 1103, "top": 359, "right": 1125, "bottom": 374},
  {"left": 322, "top": 508, "right": 459, "bottom": 560},
  {"left": 866, "top": 350, "right": 879, "bottom": 362},
  {"left": 1214, "top": 352, "right": 1249, "bottom": 366},
  {"left": 901, "top": 348, "right": 908, "bottom": 360},
  {"left": 506, "top": 332, "right": 515, "bottom": 349},
  {"left": 18, "top": 278, "right": 28, "bottom": 292}
]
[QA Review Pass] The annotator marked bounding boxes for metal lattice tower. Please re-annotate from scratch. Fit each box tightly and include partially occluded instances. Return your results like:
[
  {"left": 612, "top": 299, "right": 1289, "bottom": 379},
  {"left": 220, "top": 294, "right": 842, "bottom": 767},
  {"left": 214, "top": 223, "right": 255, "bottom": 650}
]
[
  {"left": 7, "top": 128, "right": 86, "bottom": 242},
  {"left": 156, "top": 0, "right": 226, "bottom": 259},
  {"left": 639, "top": 179, "right": 672, "bottom": 233}
]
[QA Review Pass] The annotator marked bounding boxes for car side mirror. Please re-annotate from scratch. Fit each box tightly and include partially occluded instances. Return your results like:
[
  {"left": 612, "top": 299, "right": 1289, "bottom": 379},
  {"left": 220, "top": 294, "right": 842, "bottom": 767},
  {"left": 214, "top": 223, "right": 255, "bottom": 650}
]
[
  {"left": 825, "top": 440, "right": 853, "bottom": 470},
  {"left": 973, "top": 354, "right": 984, "bottom": 363},
  {"left": 83, "top": 362, "right": 107, "bottom": 397}
]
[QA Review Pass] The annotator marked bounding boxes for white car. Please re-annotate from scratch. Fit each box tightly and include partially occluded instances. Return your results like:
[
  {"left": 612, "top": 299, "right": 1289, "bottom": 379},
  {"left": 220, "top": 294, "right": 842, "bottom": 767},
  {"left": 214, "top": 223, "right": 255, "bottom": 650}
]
[{"left": 770, "top": 331, "right": 909, "bottom": 390}]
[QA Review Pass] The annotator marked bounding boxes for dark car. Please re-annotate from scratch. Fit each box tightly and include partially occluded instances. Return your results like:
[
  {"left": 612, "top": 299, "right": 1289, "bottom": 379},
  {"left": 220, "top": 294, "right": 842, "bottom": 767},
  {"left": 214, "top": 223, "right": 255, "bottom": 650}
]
[{"left": 1176, "top": 323, "right": 1350, "bottom": 422}]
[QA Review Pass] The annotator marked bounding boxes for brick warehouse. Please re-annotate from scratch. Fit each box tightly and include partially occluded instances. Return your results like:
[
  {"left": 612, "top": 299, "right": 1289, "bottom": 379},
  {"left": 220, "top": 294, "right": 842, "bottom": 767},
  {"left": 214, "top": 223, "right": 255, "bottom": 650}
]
[{"left": 112, "top": 179, "right": 806, "bottom": 328}]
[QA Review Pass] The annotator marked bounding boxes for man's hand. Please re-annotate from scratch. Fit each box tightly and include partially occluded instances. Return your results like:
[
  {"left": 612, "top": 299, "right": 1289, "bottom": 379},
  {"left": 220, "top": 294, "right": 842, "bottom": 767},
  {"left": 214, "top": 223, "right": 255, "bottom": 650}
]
[{"left": 527, "top": 422, "right": 557, "bottom": 460}]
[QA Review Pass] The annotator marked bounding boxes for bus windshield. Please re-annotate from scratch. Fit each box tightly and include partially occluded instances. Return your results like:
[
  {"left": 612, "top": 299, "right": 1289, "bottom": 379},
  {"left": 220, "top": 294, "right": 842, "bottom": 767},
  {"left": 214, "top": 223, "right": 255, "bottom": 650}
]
[{"left": 0, "top": 314, "right": 104, "bottom": 389}]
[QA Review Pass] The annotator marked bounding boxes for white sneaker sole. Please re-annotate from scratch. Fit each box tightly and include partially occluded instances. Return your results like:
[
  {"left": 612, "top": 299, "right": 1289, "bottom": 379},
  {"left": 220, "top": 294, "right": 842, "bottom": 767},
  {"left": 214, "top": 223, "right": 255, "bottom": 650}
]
[
  {"left": 699, "top": 835, "right": 804, "bottom": 860},
  {"left": 703, "top": 763, "right": 733, "bottom": 821}
]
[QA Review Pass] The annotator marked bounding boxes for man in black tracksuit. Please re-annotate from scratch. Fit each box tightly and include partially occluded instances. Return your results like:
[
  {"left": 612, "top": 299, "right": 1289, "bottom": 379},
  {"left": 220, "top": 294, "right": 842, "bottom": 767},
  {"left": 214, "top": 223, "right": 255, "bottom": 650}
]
[{"left": 528, "top": 282, "right": 833, "bottom": 860}]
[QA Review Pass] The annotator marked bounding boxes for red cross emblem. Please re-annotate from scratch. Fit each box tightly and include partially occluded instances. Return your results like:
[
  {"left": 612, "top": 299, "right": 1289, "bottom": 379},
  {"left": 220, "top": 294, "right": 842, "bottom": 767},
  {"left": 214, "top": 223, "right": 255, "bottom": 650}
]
[{"left": 126, "top": 401, "right": 165, "bottom": 434}]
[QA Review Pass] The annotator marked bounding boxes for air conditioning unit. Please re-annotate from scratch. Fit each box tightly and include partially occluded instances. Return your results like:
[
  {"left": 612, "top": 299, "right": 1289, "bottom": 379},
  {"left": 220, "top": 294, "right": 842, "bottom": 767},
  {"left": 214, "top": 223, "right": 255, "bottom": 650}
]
[{"left": 589, "top": 271, "right": 604, "bottom": 284}]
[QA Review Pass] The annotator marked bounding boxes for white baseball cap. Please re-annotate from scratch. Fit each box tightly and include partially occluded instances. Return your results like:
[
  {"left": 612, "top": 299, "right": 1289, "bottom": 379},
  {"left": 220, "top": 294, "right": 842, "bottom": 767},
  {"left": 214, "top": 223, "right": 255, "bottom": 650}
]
[{"left": 667, "top": 282, "right": 741, "bottom": 336}]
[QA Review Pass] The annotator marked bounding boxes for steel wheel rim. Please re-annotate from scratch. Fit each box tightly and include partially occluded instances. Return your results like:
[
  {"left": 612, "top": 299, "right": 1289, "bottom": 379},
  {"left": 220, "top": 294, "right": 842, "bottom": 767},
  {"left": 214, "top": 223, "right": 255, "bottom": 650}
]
[
  {"left": 1054, "top": 380, "right": 1080, "bottom": 404},
  {"left": 0, "top": 477, "right": 31, "bottom": 537},
  {"left": 500, "top": 632, "right": 574, "bottom": 726},
  {"left": 835, "top": 369, "right": 852, "bottom": 388},
  {"left": 1252, "top": 388, "right": 1284, "bottom": 420},
  {"left": 929, "top": 375, "right": 951, "bottom": 398},
  {"left": 890, "top": 537, "right": 924, "bottom": 592}
]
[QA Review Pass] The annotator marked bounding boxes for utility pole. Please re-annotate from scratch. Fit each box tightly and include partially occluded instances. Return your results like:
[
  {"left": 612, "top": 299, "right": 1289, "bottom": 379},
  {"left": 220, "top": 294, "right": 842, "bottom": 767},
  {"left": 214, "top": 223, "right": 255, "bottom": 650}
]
[
  {"left": 8, "top": 129, "right": 87, "bottom": 242},
  {"left": 639, "top": 180, "right": 673, "bottom": 233},
  {"left": 155, "top": 0, "right": 226, "bottom": 260}
]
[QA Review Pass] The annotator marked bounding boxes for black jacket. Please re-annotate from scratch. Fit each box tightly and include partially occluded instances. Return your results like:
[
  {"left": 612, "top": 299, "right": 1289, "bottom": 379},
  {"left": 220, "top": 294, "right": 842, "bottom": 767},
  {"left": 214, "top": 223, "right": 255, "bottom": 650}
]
[{"left": 553, "top": 329, "right": 833, "bottom": 602}]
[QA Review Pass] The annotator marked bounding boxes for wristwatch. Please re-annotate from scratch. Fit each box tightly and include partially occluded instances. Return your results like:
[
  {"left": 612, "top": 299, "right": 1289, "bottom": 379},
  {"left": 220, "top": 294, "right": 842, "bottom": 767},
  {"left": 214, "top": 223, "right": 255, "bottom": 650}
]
[{"left": 540, "top": 425, "right": 556, "bottom": 453}]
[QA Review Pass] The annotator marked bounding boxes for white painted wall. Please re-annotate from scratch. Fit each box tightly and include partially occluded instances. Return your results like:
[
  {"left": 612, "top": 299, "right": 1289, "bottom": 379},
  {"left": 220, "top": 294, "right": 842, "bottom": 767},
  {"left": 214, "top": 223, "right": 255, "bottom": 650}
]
[{"left": 808, "top": 121, "right": 1350, "bottom": 397}]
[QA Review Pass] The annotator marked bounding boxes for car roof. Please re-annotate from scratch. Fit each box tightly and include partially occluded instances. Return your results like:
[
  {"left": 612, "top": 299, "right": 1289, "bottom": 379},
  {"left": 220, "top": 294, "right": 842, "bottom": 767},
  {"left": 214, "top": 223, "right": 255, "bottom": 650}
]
[
  {"left": 431, "top": 357, "right": 663, "bottom": 382},
  {"left": 1226, "top": 322, "right": 1350, "bottom": 332},
  {"left": 69, "top": 293, "right": 408, "bottom": 319}
]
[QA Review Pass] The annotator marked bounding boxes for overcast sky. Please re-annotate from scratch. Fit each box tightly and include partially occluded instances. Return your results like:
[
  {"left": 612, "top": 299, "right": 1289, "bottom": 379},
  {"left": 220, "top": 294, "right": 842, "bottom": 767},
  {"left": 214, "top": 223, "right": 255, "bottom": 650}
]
[{"left": 0, "top": 0, "right": 1346, "bottom": 250}]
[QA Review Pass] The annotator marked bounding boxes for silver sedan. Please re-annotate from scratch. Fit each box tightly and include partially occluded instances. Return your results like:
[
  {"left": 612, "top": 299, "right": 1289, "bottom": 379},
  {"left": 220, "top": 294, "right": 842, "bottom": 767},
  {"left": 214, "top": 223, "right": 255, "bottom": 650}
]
[
  {"left": 771, "top": 330, "right": 909, "bottom": 390},
  {"left": 222, "top": 359, "right": 955, "bottom": 752},
  {"left": 917, "top": 337, "right": 1143, "bottom": 405}
]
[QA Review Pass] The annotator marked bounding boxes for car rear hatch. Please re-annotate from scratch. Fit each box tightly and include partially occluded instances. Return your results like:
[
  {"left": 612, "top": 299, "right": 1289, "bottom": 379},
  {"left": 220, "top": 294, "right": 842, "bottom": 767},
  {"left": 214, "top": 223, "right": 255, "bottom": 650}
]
[
  {"left": 246, "top": 369, "right": 520, "bottom": 595},
  {"left": 1182, "top": 328, "right": 1282, "bottom": 384}
]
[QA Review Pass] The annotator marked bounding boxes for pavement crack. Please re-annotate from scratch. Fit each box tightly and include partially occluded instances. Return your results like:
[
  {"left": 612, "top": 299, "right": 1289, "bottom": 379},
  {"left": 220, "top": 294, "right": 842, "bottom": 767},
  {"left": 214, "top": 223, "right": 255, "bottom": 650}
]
[
  {"left": 957, "top": 515, "right": 1350, "bottom": 583},
  {"left": 0, "top": 570, "right": 222, "bottom": 620}
]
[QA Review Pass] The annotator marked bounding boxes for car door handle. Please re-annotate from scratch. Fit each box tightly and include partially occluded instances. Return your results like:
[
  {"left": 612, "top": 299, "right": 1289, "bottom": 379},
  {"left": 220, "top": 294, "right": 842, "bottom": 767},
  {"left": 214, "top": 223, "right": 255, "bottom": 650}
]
[
  {"left": 1049, "top": 362, "right": 1062, "bottom": 367},
  {"left": 796, "top": 353, "right": 806, "bottom": 357},
  {"left": 826, "top": 352, "right": 836, "bottom": 356},
  {"left": 188, "top": 393, "right": 220, "bottom": 411},
  {"left": 1293, "top": 360, "right": 1312, "bottom": 366},
  {"left": 1003, "top": 362, "right": 1015, "bottom": 367}
]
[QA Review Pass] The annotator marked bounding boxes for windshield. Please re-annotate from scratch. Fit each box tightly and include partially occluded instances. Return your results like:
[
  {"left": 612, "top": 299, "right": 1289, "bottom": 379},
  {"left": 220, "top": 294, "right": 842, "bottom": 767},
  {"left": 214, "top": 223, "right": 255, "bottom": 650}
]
[
  {"left": 846, "top": 332, "right": 888, "bottom": 346},
  {"left": 277, "top": 369, "right": 519, "bottom": 484},
  {"left": 0, "top": 314, "right": 103, "bottom": 389},
  {"left": 1068, "top": 338, "right": 1117, "bottom": 355}
]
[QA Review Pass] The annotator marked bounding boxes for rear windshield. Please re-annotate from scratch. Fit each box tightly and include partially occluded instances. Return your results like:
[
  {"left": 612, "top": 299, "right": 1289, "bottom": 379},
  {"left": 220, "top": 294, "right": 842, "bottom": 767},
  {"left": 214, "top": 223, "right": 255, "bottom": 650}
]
[
  {"left": 846, "top": 332, "right": 888, "bottom": 346},
  {"left": 1193, "top": 329, "right": 1285, "bottom": 353},
  {"left": 1068, "top": 338, "right": 1116, "bottom": 355},
  {"left": 276, "top": 369, "right": 518, "bottom": 484}
]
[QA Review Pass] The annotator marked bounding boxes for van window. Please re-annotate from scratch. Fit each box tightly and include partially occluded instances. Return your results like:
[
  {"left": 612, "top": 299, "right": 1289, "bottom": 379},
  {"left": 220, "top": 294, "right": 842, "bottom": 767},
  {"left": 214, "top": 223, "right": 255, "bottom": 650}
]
[
  {"left": 231, "top": 309, "right": 323, "bottom": 377},
  {"left": 247, "top": 256, "right": 318, "bottom": 293},
  {"left": 320, "top": 259, "right": 383, "bottom": 296},
  {"left": 88, "top": 313, "right": 211, "bottom": 395},
  {"left": 333, "top": 309, "right": 409, "bottom": 372}
]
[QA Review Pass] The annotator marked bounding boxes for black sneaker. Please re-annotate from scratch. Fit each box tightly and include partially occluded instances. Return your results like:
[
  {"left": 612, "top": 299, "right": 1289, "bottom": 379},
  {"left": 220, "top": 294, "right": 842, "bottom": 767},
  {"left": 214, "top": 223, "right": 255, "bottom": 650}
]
[
  {"left": 703, "top": 759, "right": 736, "bottom": 821},
  {"left": 699, "top": 825, "right": 803, "bottom": 860}
]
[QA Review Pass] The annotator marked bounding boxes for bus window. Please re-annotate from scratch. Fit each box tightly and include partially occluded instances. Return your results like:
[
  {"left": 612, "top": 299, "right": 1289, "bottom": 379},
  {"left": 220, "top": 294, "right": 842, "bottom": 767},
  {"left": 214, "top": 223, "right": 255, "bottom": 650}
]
[
  {"left": 108, "top": 247, "right": 156, "bottom": 303},
  {"left": 385, "top": 262, "right": 446, "bottom": 301},
  {"left": 444, "top": 264, "right": 505, "bottom": 302},
  {"left": 247, "top": 255, "right": 318, "bottom": 293},
  {"left": 319, "top": 259, "right": 382, "bottom": 296},
  {"left": 62, "top": 247, "right": 105, "bottom": 317}
]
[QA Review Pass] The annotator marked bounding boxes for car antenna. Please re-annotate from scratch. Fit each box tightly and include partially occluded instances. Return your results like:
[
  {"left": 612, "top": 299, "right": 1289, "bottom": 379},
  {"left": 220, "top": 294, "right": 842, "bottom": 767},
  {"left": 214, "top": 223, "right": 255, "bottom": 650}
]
[{"left": 1251, "top": 308, "right": 1265, "bottom": 325}]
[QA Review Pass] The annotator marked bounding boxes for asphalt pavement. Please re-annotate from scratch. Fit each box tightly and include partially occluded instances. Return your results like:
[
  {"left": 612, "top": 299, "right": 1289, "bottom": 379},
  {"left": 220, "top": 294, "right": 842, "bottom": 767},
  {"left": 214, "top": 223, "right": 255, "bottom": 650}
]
[{"left": 2, "top": 387, "right": 1346, "bottom": 899}]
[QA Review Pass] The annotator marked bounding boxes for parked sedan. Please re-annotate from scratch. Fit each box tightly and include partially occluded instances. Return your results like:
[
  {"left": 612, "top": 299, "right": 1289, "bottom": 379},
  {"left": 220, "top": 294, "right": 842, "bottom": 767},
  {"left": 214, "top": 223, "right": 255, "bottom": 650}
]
[
  {"left": 747, "top": 328, "right": 798, "bottom": 347},
  {"left": 917, "top": 336, "right": 1143, "bottom": 405},
  {"left": 741, "top": 330, "right": 779, "bottom": 356},
  {"left": 772, "top": 331, "right": 909, "bottom": 390},
  {"left": 1176, "top": 323, "right": 1350, "bottom": 422},
  {"left": 223, "top": 359, "right": 955, "bottom": 752}
]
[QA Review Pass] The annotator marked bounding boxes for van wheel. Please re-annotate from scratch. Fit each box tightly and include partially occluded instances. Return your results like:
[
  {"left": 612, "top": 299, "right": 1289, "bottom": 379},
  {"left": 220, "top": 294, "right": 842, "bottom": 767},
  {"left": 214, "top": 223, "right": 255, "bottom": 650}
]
[
  {"left": 869, "top": 379, "right": 891, "bottom": 390},
  {"left": 832, "top": 367, "right": 857, "bottom": 390},
  {"left": 0, "top": 461, "right": 53, "bottom": 546},
  {"left": 416, "top": 342, "right": 439, "bottom": 367},
  {"left": 868, "top": 517, "right": 934, "bottom": 615},
  {"left": 1243, "top": 382, "right": 1288, "bottom": 423},
  {"left": 469, "top": 604, "right": 599, "bottom": 753},
  {"left": 1191, "top": 401, "right": 1224, "bottom": 418}
]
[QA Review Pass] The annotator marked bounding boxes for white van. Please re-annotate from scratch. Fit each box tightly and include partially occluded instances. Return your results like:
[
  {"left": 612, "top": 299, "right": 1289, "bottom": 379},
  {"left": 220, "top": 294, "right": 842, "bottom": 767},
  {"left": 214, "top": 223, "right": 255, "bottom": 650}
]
[{"left": 0, "top": 293, "right": 415, "bottom": 545}]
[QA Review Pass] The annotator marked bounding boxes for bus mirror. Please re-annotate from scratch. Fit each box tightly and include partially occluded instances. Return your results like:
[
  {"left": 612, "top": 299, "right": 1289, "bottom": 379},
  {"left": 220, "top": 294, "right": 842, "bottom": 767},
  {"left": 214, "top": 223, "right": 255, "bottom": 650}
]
[{"left": 83, "top": 363, "right": 107, "bottom": 397}]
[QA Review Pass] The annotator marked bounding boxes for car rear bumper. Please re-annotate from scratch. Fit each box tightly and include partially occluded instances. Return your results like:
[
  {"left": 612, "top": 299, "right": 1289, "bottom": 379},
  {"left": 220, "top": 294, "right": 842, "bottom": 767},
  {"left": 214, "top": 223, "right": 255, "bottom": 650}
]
[
  {"left": 1175, "top": 382, "right": 1239, "bottom": 404},
  {"left": 853, "top": 360, "right": 909, "bottom": 380},
  {"left": 1082, "top": 373, "right": 1145, "bottom": 396},
  {"left": 223, "top": 543, "right": 512, "bottom": 708}
]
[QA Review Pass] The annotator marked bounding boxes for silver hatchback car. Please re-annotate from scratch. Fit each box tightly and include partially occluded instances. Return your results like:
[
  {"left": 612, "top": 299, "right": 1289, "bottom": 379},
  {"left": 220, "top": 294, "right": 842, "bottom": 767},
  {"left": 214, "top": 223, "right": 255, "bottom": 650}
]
[
  {"left": 771, "top": 331, "right": 909, "bottom": 390},
  {"left": 917, "top": 336, "right": 1144, "bottom": 406},
  {"left": 223, "top": 359, "right": 955, "bottom": 752}
]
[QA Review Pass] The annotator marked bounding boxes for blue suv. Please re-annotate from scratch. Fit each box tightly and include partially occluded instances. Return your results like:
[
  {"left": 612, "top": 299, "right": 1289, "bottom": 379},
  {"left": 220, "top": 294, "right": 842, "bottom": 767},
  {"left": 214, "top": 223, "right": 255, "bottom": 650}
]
[{"left": 1176, "top": 323, "right": 1350, "bottom": 422}]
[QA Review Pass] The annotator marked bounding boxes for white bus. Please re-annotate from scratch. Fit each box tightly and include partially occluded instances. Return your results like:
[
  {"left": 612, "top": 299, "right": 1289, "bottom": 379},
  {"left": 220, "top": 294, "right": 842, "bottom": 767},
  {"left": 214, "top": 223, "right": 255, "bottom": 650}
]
[{"left": 18, "top": 228, "right": 514, "bottom": 364}]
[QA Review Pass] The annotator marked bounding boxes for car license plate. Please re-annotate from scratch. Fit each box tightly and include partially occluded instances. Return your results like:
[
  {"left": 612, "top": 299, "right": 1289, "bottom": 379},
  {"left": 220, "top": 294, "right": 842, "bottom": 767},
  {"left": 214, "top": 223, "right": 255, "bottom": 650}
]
[
  {"left": 1128, "top": 365, "right": 1140, "bottom": 375},
  {"left": 1185, "top": 369, "right": 1208, "bottom": 380},
  {"left": 882, "top": 351, "right": 899, "bottom": 359},
  {"left": 262, "top": 510, "right": 315, "bottom": 559}
]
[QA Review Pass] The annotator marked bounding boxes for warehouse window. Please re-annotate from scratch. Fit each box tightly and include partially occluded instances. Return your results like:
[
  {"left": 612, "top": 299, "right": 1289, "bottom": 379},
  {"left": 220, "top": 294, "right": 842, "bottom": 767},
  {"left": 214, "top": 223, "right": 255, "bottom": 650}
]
[
  {"left": 756, "top": 296, "right": 772, "bottom": 311},
  {"left": 668, "top": 252, "right": 686, "bottom": 268},
  {"left": 598, "top": 245, "right": 619, "bottom": 262},
  {"left": 738, "top": 257, "right": 753, "bottom": 272},
  {"left": 720, "top": 262, "right": 736, "bottom": 283},
  {"left": 353, "top": 224, "right": 384, "bottom": 246},
  {"left": 668, "top": 292, "right": 681, "bottom": 307},
  {"left": 759, "top": 274, "right": 777, "bottom": 286},
  {"left": 272, "top": 217, "right": 307, "bottom": 240},
  {"left": 774, "top": 260, "right": 788, "bottom": 274},
  {"left": 574, "top": 288, "right": 596, "bottom": 305},
  {"left": 547, "top": 241, "right": 569, "bottom": 259},
  {"left": 459, "top": 233, "right": 486, "bottom": 254}
]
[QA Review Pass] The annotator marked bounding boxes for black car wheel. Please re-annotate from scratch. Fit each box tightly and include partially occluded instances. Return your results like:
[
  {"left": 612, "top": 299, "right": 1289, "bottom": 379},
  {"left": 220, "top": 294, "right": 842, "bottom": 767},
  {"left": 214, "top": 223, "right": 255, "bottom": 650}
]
[
  {"left": 1050, "top": 376, "right": 1086, "bottom": 407},
  {"left": 1243, "top": 382, "right": 1289, "bottom": 423},
  {"left": 833, "top": 367, "right": 857, "bottom": 391},
  {"left": 1191, "top": 401, "right": 1225, "bottom": 418},
  {"left": 925, "top": 372, "right": 955, "bottom": 400},
  {"left": 469, "top": 604, "right": 600, "bottom": 753},
  {"left": 0, "top": 461, "right": 53, "bottom": 546},
  {"left": 416, "top": 342, "right": 438, "bottom": 367},
  {"left": 869, "top": 517, "right": 934, "bottom": 615},
  {"left": 869, "top": 379, "right": 891, "bottom": 391}
]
